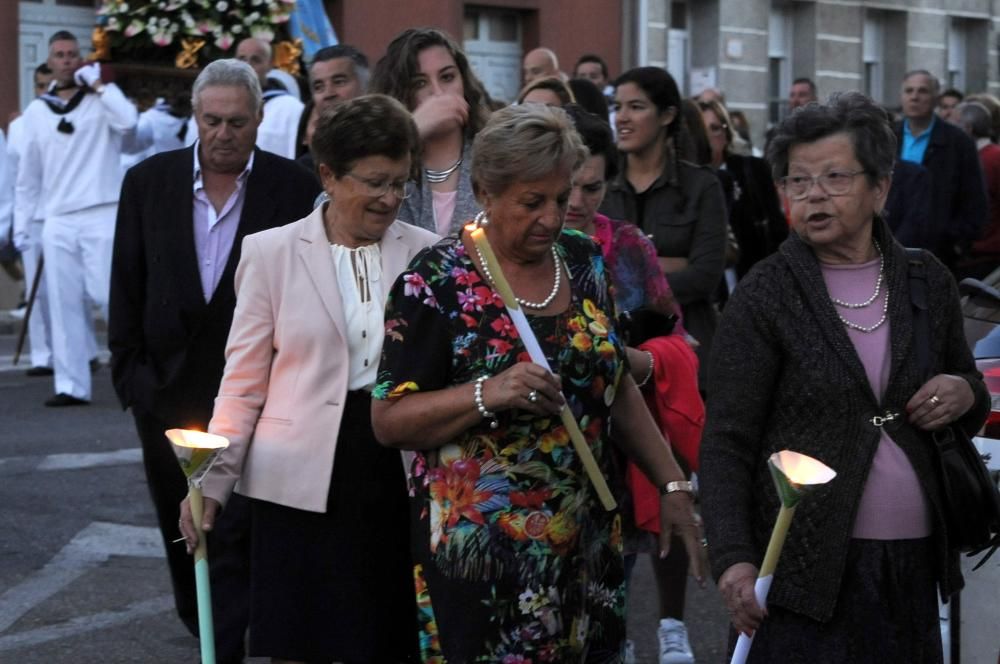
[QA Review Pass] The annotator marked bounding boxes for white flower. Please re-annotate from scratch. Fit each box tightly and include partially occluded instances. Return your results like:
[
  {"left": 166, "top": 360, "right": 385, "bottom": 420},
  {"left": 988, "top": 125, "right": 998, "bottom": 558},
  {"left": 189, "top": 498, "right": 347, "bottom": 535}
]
[
  {"left": 231, "top": 24, "right": 243, "bottom": 33},
  {"left": 158, "top": 17, "right": 169, "bottom": 26},
  {"left": 250, "top": 25, "right": 274, "bottom": 42},
  {"left": 216, "top": 0, "right": 228, "bottom": 11},
  {"left": 518, "top": 589, "right": 537, "bottom": 614},
  {"left": 247, "top": 11, "right": 260, "bottom": 22}
]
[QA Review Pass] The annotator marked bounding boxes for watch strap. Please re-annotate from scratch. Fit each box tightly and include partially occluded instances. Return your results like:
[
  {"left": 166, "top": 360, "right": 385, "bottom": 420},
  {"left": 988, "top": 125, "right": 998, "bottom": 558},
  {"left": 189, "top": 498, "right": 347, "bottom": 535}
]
[{"left": 659, "top": 480, "right": 695, "bottom": 496}]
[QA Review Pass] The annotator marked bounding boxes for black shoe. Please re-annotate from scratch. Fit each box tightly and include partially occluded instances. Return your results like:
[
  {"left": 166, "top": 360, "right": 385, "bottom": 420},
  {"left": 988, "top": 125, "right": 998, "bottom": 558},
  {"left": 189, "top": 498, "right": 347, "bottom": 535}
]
[
  {"left": 90, "top": 358, "right": 101, "bottom": 373},
  {"left": 44, "top": 393, "right": 89, "bottom": 407},
  {"left": 25, "top": 366, "right": 54, "bottom": 377}
]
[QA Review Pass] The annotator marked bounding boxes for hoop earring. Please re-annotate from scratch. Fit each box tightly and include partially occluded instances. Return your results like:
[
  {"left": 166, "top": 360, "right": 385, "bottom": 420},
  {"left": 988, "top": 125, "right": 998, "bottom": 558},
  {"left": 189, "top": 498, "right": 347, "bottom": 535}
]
[{"left": 474, "top": 210, "right": 490, "bottom": 228}]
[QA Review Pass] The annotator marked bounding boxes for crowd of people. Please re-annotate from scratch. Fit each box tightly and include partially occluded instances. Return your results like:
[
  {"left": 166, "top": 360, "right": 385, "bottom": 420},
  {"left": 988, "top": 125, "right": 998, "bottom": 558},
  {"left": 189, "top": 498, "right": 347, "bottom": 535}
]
[{"left": 0, "top": 23, "right": 994, "bottom": 664}]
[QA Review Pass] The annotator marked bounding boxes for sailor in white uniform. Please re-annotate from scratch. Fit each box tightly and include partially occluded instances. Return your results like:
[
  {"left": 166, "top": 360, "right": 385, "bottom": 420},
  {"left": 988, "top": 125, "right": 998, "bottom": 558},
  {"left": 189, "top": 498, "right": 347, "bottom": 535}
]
[
  {"left": 121, "top": 97, "right": 190, "bottom": 171},
  {"left": 236, "top": 37, "right": 303, "bottom": 159},
  {"left": 14, "top": 31, "right": 137, "bottom": 406}
]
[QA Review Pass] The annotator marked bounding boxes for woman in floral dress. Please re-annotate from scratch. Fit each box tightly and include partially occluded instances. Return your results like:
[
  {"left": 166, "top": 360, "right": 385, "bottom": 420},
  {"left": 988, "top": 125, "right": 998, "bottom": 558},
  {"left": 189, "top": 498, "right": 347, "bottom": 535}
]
[{"left": 372, "top": 104, "right": 706, "bottom": 663}]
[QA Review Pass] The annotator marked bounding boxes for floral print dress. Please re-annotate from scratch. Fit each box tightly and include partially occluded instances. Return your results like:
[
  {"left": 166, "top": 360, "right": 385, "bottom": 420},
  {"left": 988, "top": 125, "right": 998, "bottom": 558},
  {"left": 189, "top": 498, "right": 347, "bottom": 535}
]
[{"left": 374, "top": 230, "right": 628, "bottom": 663}]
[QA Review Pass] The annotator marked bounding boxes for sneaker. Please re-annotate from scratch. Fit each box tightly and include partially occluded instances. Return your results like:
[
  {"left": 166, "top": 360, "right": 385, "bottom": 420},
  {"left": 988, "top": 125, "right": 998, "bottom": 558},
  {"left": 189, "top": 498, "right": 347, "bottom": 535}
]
[
  {"left": 623, "top": 639, "right": 636, "bottom": 664},
  {"left": 658, "top": 618, "right": 694, "bottom": 664}
]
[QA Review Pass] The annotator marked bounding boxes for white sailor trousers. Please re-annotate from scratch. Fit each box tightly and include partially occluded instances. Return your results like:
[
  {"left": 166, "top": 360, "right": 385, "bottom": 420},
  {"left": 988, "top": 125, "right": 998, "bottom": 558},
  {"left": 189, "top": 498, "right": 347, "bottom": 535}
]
[
  {"left": 41, "top": 203, "right": 115, "bottom": 400},
  {"left": 22, "top": 219, "right": 52, "bottom": 369},
  {"left": 23, "top": 218, "right": 98, "bottom": 370}
]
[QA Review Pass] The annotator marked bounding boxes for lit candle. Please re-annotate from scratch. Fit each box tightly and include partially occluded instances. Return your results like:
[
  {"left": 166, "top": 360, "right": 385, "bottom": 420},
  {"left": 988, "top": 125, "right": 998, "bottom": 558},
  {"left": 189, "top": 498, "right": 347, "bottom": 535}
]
[
  {"left": 730, "top": 450, "right": 836, "bottom": 664},
  {"left": 467, "top": 225, "right": 617, "bottom": 511},
  {"left": 166, "top": 428, "right": 230, "bottom": 664}
]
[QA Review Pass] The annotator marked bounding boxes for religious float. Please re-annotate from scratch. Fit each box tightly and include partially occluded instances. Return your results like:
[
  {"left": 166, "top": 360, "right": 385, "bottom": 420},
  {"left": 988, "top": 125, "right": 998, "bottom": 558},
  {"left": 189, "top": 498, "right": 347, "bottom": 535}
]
[{"left": 92, "top": 0, "right": 308, "bottom": 112}]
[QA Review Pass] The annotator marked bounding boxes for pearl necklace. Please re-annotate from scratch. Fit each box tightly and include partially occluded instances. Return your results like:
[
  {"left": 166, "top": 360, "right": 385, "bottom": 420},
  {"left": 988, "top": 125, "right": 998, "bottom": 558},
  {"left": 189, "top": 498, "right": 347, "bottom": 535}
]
[
  {"left": 831, "top": 242, "right": 888, "bottom": 333},
  {"left": 475, "top": 244, "right": 563, "bottom": 310},
  {"left": 837, "top": 289, "right": 889, "bottom": 333},
  {"left": 829, "top": 241, "right": 884, "bottom": 309},
  {"left": 425, "top": 157, "right": 462, "bottom": 184}
]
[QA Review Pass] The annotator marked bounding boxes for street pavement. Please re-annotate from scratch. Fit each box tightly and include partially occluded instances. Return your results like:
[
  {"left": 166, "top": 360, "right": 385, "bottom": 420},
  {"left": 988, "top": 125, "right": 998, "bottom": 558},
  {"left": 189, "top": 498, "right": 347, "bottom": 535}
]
[{"left": 0, "top": 328, "right": 994, "bottom": 663}]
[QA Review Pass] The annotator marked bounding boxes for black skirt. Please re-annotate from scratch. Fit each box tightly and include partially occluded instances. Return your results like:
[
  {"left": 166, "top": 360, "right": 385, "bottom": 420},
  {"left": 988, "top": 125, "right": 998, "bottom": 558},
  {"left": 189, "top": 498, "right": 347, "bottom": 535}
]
[
  {"left": 247, "top": 390, "right": 418, "bottom": 663},
  {"left": 741, "top": 537, "right": 942, "bottom": 664}
]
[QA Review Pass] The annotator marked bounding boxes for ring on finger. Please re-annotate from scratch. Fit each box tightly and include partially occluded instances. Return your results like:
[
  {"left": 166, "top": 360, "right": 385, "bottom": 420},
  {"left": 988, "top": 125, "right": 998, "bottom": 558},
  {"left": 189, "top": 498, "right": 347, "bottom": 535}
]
[
  {"left": 528, "top": 390, "right": 539, "bottom": 403},
  {"left": 929, "top": 395, "right": 941, "bottom": 407},
  {"left": 701, "top": 537, "right": 708, "bottom": 548}
]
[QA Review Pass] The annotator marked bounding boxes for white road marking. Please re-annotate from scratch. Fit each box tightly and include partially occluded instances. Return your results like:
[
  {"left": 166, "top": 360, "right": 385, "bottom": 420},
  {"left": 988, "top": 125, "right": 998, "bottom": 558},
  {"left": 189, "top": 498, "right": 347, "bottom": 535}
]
[
  {"left": 0, "top": 448, "right": 142, "bottom": 476},
  {"left": 36, "top": 448, "right": 143, "bottom": 471},
  {"left": 0, "top": 350, "right": 110, "bottom": 373},
  {"left": 0, "top": 596, "right": 174, "bottom": 652},
  {"left": 0, "top": 522, "right": 164, "bottom": 634}
]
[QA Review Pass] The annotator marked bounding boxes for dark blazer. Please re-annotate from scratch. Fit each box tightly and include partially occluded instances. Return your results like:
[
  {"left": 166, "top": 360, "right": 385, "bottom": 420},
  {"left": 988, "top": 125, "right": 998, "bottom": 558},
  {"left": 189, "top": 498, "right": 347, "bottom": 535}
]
[
  {"left": 109, "top": 146, "right": 321, "bottom": 427},
  {"left": 893, "top": 118, "right": 988, "bottom": 264},
  {"left": 885, "top": 159, "right": 932, "bottom": 248},
  {"left": 723, "top": 153, "right": 788, "bottom": 278},
  {"left": 700, "top": 217, "right": 990, "bottom": 622}
]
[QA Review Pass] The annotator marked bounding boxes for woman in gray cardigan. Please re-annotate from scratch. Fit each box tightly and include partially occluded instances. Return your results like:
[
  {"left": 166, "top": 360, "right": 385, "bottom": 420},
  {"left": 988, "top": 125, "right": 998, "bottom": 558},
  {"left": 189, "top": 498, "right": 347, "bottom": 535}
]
[
  {"left": 700, "top": 92, "right": 990, "bottom": 662},
  {"left": 369, "top": 28, "right": 489, "bottom": 236}
]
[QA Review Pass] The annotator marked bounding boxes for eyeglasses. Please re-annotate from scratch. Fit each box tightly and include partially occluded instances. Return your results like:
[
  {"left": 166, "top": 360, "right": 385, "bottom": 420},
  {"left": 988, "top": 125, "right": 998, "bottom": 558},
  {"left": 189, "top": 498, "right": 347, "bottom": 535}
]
[
  {"left": 780, "top": 170, "right": 867, "bottom": 200},
  {"left": 344, "top": 172, "right": 411, "bottom": 199}
]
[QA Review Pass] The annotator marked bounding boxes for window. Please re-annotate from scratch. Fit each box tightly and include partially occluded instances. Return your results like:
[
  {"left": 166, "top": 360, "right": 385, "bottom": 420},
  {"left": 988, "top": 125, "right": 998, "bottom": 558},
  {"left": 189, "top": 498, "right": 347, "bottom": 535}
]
[
  {"left": 863, "top": 12, "right": 885, "bottom": 103},
  {"left": 768, "top": 3, "right": 792, "bottom": 124},
  {"left": 948, "top": 18, "right": 968, "bottom": 92}
]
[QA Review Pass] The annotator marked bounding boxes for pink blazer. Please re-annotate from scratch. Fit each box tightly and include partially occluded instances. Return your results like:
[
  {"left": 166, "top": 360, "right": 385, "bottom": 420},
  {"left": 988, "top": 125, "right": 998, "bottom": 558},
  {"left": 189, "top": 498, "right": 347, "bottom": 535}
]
[{"left": 201, "top": 207, "right": 439, "bottom": 512}]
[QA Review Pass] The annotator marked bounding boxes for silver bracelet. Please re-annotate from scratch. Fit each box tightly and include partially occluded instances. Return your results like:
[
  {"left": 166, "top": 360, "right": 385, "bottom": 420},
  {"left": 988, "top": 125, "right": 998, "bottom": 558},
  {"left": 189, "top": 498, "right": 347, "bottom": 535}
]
[
  {"left": 474, "top": 375, "right": 499, "bottom": 429},
  {"left": 636, "top": 350, "right": 655, "bottom": 387}
]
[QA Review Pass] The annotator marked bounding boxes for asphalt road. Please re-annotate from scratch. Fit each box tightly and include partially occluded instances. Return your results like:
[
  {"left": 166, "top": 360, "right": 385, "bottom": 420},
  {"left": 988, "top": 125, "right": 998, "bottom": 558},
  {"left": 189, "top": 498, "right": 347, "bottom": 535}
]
[
  {"left": 0, "top": 332, "right": 729, "bottom": 663},
  {"left": 1, "top": 330, "right": 993, "bottom": 663}
]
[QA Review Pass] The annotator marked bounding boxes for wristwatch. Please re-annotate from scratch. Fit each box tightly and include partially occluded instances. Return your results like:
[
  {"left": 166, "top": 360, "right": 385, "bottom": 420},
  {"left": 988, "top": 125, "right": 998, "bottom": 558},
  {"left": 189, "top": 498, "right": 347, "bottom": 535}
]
[{"left": 659, "top": 480, "right": 695, "bottom": 496}]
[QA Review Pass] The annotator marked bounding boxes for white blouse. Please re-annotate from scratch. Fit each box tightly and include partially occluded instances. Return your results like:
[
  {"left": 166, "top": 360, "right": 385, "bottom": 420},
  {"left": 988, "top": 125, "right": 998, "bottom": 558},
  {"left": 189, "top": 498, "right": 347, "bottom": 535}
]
[{"left": 329, "top": 242, "right": 385, "bottom": 391}]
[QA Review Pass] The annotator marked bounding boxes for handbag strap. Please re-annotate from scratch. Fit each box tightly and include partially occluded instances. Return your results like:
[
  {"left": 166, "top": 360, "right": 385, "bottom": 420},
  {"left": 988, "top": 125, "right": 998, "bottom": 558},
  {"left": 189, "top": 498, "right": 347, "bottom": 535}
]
[{"left": 905, "top": 247, "right": 933, "bottom": 381}]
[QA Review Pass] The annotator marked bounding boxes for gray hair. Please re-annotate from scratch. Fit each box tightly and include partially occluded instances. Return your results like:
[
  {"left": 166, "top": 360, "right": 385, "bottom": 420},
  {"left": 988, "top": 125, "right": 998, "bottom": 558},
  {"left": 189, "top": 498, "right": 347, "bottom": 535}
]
[
  {"left": 957, "top": 101, "right": 993, "bottom": 139},
  {"left": 471, "top": 104, "right": 587, "bottom": 196},
  {"left": 766, "top": 91, "right": 896, "bottom": 186},
  {"left": 902, "top": 69, "right": 941, "bottom": 96},
  {"left": 192, "top": 59, "right": 263, "bottom": 116}
]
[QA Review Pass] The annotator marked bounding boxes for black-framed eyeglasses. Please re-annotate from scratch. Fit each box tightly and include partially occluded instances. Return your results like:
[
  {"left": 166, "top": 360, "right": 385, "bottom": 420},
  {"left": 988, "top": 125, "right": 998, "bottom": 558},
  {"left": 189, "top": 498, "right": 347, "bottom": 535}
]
[
  {"left": 780, "top": 170, "right": 867, "bottom": 200},
  {"left": 344, "top": 172, "right": 411, "bottom": 199}
]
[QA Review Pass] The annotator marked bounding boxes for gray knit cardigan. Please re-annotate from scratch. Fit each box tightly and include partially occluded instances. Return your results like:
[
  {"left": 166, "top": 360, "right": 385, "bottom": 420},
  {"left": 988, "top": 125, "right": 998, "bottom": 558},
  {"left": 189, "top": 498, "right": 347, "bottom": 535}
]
[{"left": 699, "top": 217, "right": 990, "bottom": 623}]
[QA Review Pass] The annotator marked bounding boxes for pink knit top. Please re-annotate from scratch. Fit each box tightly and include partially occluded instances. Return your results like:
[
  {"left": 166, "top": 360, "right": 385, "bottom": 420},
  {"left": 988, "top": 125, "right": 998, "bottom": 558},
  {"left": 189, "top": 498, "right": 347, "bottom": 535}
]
[{"left": 821, "top": 258, "right": 932, "bottom": 539}]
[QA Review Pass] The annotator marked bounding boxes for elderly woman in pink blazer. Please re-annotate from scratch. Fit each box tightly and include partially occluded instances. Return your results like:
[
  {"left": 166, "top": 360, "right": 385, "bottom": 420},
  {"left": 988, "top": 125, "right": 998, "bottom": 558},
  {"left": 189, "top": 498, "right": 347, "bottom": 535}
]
[{"left": 179, "top": 95, "right": 438, "bottom": 664}]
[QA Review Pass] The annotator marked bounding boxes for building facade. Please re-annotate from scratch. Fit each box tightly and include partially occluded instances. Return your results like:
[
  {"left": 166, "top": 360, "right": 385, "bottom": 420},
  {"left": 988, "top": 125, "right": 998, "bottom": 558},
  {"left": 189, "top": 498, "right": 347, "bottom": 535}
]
[
  {"left": 632, "top": 0, "right": 1000, "bottom": 148},
  {"left": 4, "top": 0, "right": 1000, "bottom": 149}
]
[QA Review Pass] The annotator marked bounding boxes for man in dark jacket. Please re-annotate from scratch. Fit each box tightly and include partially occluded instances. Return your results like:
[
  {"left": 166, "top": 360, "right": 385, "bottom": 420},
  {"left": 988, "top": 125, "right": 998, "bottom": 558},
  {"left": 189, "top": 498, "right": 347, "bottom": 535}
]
[
  {"left": 895, "top": 69, "right": 988, "bottom": 269},
  {"left": 109, "top": 59, "right": 320, "bottom": 663}
]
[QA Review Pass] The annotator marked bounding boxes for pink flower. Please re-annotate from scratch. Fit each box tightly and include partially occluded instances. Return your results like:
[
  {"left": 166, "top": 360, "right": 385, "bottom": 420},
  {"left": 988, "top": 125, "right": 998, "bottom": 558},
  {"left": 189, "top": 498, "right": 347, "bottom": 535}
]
[
  {"left": 152, "top": 30, "right": 174, "bottom": 46},
  {"left": 403, "top": 273, "right": 430, "bottom": 298},
  {"left": 124, "top": 20, "right": 144, "bottom": 37},
  {"left": 216, "top": 32, "right": 234, "bottom": 50}
]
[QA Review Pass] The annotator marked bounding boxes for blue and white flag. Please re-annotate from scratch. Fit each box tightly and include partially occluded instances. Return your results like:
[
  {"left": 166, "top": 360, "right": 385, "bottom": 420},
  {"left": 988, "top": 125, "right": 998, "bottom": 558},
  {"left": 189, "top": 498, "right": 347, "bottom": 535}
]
[{"left": 287, "top": 0, "right": 338, "bottom": 60}]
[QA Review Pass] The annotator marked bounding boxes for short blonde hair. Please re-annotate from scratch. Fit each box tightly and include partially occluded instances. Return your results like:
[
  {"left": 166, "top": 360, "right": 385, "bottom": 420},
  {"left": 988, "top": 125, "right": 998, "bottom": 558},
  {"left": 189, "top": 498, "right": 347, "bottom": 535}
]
[{"left": 471, "top": 104, "right": 587, "bottom": 196}]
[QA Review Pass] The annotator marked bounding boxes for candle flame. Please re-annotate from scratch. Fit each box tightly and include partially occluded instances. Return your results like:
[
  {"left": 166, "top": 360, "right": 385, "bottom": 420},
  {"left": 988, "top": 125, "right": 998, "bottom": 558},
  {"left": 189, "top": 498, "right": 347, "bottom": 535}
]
[
  {"left": 770, "top": 450, "right": 836, "bottom": 486},
  {"left": 165, "top": 429, "right": 229, "bottom": 451}
]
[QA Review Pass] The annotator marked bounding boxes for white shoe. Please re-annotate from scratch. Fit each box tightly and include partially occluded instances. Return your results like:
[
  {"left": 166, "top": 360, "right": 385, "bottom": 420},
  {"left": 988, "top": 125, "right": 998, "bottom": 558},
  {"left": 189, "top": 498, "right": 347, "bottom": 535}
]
[
  {"left": 658, "top": 618, "right": 694, "bottom": 664},
  {"left": 623, "top": 638, "right": 636, "bottom": 664}
]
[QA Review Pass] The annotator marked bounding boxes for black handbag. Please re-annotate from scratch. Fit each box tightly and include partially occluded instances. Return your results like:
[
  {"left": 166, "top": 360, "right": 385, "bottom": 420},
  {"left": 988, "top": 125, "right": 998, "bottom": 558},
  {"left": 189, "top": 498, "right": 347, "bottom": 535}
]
[
  {"left": 617, "top": 307, "right": 677, "bottom": 346},
  {"left": 907, "top": 248, "right": 1000, "bottom": 570}
]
